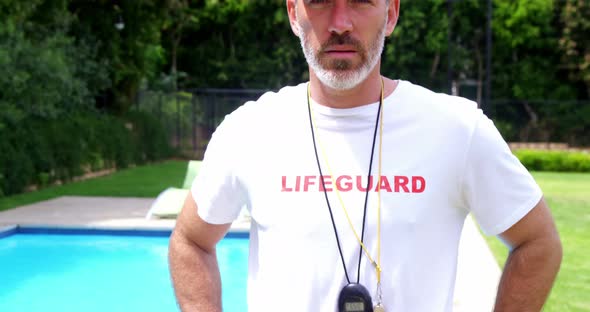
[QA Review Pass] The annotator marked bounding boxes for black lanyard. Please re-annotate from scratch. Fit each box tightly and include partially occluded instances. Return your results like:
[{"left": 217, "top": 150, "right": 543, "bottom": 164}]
[{"left": 306, "top": 83, "right": 383, "bottom": 284}]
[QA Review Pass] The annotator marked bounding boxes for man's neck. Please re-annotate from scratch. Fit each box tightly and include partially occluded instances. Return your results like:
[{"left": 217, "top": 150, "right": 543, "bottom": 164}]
[{"left": 309, "top": 69, "right": 398, "bottom": 109}]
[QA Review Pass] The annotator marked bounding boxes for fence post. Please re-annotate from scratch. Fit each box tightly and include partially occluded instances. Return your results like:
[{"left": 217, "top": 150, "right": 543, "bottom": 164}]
[
  {"left": 447, "top": 0, "right": 454, "bottom": 95},
  {"left": 158, "top": 93, "right": 162, "bottom": 123},
  {"left": 484, "top": 0, "right": 493, "bottom": 117},
  {"left": 176, "top": 93, "right": 181, "bottom": 149},
  {"left": 192, "top": 93, "right": 197, "bottom": 153},
  {"left": 136, "top": 90, "right": 141, "bottom": 111}
]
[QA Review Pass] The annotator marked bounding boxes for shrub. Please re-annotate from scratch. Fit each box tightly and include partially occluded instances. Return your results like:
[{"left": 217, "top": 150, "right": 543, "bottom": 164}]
[
  {"left": 0, "top": 111, "right": 171, "bottom": 196},
  {"left": 563, "top": 152, "right": 590, "bottom": 172},
  {"left": 25, "top": 118, "right": 56, "bottom": 181},
  {"left": 125, "top": 111, "right": 171, "bottom": 164},
  {"left": 48, "top": 118, "right": 85, "bottom": 181},
  {"left": 514, "top": 149, "right": 590, "bottom": 172},
  {"left": 0, "top": 133, "right": 34, "bottom": 195},
  {"left": 0, "top": 125, "right": 35, "bottom": 194},
  {"left": 0, "top": 174, "right": 4, "bottom": 197}
]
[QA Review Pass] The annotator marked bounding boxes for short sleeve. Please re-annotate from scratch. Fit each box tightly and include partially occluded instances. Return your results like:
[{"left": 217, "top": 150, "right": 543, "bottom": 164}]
[
  {"left": 462, "top": 111, "right": 543, "bottom": 236},
  {"left": 191, "top": 112, "right": 248, "bottom": 224}
]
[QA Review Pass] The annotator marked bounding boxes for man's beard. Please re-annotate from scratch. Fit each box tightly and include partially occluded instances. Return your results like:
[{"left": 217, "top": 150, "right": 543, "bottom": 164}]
[{"left": 296, "top": 15, "right": 387, "bottom": 90}]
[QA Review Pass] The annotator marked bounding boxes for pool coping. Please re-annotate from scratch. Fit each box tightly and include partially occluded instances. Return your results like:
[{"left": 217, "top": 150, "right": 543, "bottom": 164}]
[
  {"left": 0, "top": 225, "right": 17, "bottom": 239},
  {"left": 0, "top": 224, "right": 249, "bottom": 239}
]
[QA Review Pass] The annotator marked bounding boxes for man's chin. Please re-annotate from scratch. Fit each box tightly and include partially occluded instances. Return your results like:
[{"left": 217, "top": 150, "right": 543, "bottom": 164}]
[{"left": 317, "top": 72, "right": 364, "bottom": 90}]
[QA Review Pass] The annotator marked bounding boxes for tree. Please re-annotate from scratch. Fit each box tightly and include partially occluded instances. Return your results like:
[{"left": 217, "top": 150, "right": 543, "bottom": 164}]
[
  {"left": 559, "top": 0, "right": 590, "bottom": 99},
  {"left": 160, "top": 0, "right": 195, "bottom": 92},
  {"left": 0, "top": 0, "right": 109, "bottom": 126},
  {"left": 492, "top": 0, "right": 577, "bottom": 141},
  {"left": 68, "top": 0, "right": 168, "bottom": 114},
  {"left": 173, "top": 0, "right": 306, "bottom": 89},
  {"left": 382, "top": 0, "right": 448, "bottom": 92}
]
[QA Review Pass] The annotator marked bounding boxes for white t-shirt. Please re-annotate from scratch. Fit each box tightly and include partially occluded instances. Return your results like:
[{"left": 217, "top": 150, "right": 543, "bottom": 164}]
[{"left": 192, "top": 80, "right": 542, "bottom": 312}]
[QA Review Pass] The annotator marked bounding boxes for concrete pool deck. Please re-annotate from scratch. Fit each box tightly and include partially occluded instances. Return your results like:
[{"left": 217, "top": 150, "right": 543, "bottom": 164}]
[{"left": 0, "top": 195, "right": 500, "bottom": 311}]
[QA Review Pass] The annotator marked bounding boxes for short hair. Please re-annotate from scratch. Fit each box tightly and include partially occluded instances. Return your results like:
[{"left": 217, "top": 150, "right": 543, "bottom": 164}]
[{"left": 296, "top": 0, "right": 391, "bottom": 7}]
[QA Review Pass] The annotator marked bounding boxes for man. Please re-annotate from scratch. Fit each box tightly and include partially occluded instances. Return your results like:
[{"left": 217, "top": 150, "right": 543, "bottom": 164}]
[{"left": 169, "top": 1, "right": 562, "bottom": 311}]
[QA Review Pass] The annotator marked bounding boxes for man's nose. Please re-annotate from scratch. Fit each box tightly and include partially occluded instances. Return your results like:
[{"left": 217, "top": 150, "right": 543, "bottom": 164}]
[{"left": 328, "top": 1, "right": 353, "bottom": 35}]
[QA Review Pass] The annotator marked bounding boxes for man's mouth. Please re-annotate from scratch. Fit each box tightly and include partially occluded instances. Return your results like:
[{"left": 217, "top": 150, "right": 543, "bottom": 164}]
[{"left": 323, "top": 46, "right": 357, "bottom": 57}]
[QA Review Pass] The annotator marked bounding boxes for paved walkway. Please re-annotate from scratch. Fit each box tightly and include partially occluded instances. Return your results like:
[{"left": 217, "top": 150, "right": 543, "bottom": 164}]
[{"left": 0, "top": 196, "right": 500, "bottom": 311}]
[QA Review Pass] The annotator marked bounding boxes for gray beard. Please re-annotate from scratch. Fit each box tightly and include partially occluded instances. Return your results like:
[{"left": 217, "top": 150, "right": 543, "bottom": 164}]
[{"left": 296, "top": 17, "right": 387, "bottom": 90}]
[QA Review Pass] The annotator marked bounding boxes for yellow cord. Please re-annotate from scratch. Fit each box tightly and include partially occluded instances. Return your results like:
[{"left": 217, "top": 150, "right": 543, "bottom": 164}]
[
  {"left": 377, "top": 78, "right": 384, "bottom": 283},
  {"left": 307, "top": 78, "right": 384, "bottom": 283}
]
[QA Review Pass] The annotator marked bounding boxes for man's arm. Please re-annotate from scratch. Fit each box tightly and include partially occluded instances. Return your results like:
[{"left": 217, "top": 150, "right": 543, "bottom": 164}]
[
  {"left": 168, "top": 192, "right": 232, "bottom": 312},
  {"left": 494, "top": 197, "right": 562, "bottom": 311}
]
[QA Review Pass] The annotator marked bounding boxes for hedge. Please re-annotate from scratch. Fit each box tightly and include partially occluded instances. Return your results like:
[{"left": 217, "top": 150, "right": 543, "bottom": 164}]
[
  {"left": 514, "top": 149, "right": 590, "bottom": 172},
  {"left": 0, "top": 111, "right": 171, "bottom": 196}
]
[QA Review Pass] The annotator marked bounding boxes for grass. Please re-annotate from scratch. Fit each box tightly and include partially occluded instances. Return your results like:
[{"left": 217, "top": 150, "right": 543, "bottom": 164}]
[
  {"left": 0, "top": 160, "right": 188, "bottom": 212},
  {"left": 483, "top": 172, "right": 590, "bottom": 312}
]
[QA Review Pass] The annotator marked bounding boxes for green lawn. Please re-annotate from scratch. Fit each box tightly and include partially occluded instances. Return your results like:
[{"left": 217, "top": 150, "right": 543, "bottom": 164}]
[
  {"left": 484, "top": 172, "right": 590, "bottom": 312},
  {"left": 0, "top": 160, "right": 188, "bottom": 212}
]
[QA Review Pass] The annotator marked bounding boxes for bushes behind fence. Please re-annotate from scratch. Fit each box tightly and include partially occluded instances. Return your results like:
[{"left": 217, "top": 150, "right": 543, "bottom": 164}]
[
  {"left": 514, "top": 149, "right": 590, "bottom": 172},
  {"left": 0, "top": 112, "right": 171, "bottom": 197}
]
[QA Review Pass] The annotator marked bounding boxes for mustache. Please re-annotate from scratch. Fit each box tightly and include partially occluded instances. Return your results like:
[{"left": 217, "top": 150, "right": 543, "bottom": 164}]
[{"left": 320, "top": 33, "right": 363, "bottom": 52}]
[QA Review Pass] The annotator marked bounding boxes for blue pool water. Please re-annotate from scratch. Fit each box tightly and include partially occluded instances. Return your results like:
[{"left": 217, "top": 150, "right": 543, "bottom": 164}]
[{"left": 0, "top": 232, "right": 248, "bottom": 312}]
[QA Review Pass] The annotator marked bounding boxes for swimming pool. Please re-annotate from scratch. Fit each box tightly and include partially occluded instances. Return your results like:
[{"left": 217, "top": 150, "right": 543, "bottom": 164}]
[{"left": 0, "top": 228, "right": 248, "bottom": 312}]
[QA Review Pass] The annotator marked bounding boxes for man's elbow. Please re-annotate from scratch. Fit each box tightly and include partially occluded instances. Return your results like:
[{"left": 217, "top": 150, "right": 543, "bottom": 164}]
[
  {"left": 514, "top": 229, "right": 563, "bottom": 274},
  {"left": 546, "top": 231, "right": 563, "bottom": 270},
  {"left": 539, "top": 216, "right": 563, "bottom": 270}
]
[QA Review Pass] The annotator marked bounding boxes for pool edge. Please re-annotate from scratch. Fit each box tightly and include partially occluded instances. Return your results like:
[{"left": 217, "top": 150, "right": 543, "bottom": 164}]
[
  {"left": 17, "top": 225, "right": 173, "bottom": 237},
  {"left": 0, "top": 225, "right": 18, "bottom": 239},
  {"left": 0, "top": 224, "right": 249, "bottom": 238}
]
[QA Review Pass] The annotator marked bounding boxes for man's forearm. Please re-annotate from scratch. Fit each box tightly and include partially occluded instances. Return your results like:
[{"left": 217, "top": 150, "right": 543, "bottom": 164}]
[
  {"left": 494, "top": 236, "right": 562, "bottom": 311},
  {"left": 169, "top": 230, "right": 223, "bottom": 312}
]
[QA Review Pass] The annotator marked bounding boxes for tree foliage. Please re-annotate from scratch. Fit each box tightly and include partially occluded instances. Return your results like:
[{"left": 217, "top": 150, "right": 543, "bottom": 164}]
[
  {"left": 559, "top": 0, "right": 590, "bottom": 98},
  {"left": 0, "top": 0, "right": 588, "bottom": 125},
  {"left": 68, "top": 0, "right": 168, "bottom": 114},
  {"left": 493, "top": 0, "right": 572, "bottom": 100},
  {"left": 0, "top": 0, "right": 109, "bottom": 126},
  {"left": 171, "top": 0, "right": 306, "bottom": 89},
  {"left": 383, "top": 0, "right": 448, "bottom": 91}
]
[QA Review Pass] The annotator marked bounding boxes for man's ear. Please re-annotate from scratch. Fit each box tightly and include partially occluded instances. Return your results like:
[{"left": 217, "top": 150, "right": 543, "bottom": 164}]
[
  {"left": 287, "top": 0, "right": 300, "bottom": 37},
  {"left": 385, "top": 0, "right": 401, "bottom": 36}
]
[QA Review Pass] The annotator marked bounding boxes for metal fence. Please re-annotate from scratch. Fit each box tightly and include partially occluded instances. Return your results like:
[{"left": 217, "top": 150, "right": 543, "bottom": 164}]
[
  {"left": 134, "top": 88, "right": 268, "bottom": 158},
  {"left": 490, "top": 99, "right": 590, "bottom": 146},
  {"left": 134, "top": 88, "right": 590, "bottom": 159}
]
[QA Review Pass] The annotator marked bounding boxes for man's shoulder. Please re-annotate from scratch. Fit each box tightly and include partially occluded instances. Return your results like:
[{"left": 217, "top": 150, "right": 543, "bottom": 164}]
[
  {"left": 238, "top": 83, "right": 306, "bottom": 114},
  {"left": 398, "top": 80, "right": 478, "bottom": 112},
  {"left": 216, "top": 83, "right": 307, "bottom": 132},
  {"left": 393, "top": 80, "right": 484, "bottom": 133},
  {"left": 259, "top": 83, "right": 307, "bottom": 103}
]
